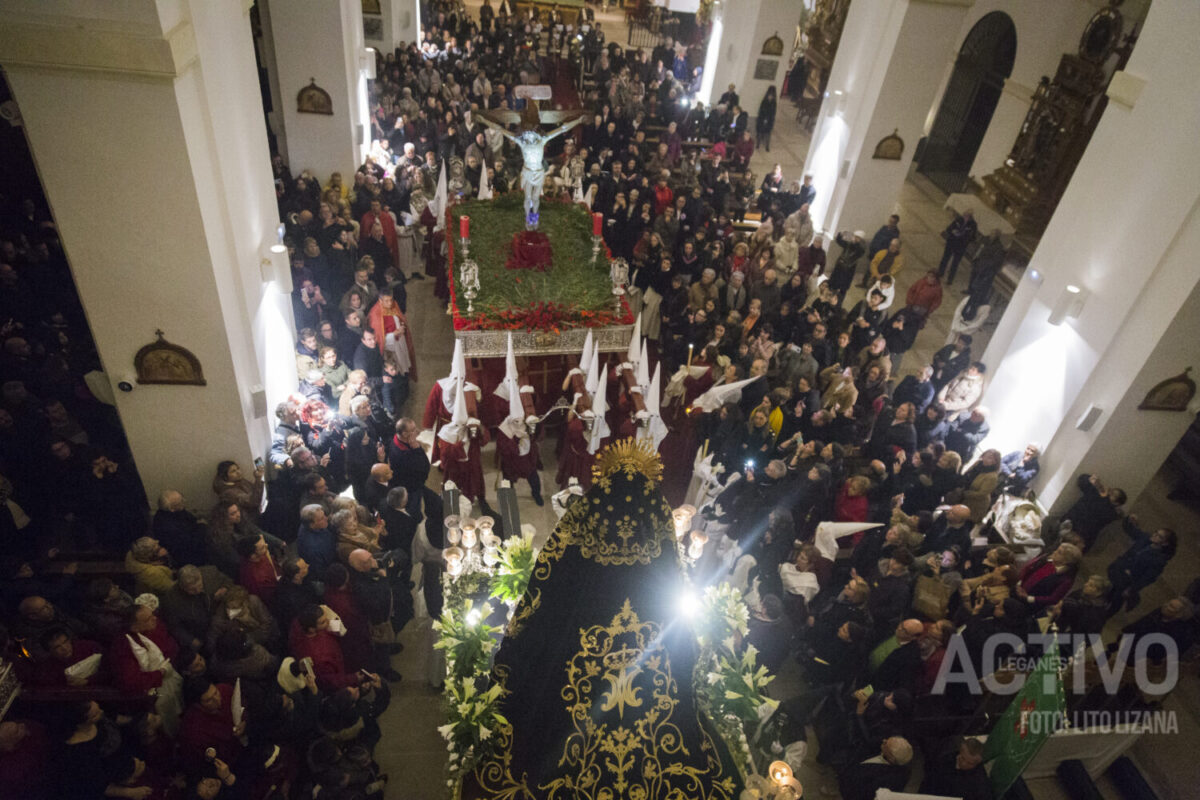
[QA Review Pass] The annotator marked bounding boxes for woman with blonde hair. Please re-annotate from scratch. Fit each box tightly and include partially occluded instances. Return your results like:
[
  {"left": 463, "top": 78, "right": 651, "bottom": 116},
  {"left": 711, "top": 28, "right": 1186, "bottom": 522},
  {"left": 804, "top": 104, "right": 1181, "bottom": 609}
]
[{"left": 208, "top": 584, "right": 279, "bottom": 652}]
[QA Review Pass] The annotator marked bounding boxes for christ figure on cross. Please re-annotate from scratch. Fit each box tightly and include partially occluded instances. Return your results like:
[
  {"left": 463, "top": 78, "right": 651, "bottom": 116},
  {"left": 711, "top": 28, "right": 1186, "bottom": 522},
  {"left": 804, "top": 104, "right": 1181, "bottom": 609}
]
[{"left": 478, "top": 101, "right": 584, "bottom": 230}]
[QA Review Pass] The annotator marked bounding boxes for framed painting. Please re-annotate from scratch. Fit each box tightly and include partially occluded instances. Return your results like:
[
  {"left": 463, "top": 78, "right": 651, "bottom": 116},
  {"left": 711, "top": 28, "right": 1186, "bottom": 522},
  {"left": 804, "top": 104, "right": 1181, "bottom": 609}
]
[{"left": 1139, "top": 369, "right": 1196, "bottom": 411}]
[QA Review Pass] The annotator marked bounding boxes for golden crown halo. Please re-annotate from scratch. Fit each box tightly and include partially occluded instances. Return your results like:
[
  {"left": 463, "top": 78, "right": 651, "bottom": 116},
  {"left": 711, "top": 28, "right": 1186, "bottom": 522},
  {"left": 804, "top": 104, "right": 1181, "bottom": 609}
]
[{"left": 591, "top": 437, "right": 664, "bottom": 488}]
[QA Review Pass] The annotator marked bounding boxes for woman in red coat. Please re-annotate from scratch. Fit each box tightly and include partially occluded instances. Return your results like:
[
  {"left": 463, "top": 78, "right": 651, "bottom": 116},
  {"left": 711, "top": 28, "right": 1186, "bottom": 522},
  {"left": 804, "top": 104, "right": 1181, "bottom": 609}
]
[
  {"left": 835, "top": 476, "right": 871, "bottom": 544},
  {"left": 367, "top": 287, "right": 417, "bottom": 382}
]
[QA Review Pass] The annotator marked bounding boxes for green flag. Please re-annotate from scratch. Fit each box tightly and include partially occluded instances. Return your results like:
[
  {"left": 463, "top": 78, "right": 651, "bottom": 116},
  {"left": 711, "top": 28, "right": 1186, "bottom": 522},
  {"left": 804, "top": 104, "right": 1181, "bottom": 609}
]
[{"left": 983, "top": 639, "right": 1067, "bottom": 796}]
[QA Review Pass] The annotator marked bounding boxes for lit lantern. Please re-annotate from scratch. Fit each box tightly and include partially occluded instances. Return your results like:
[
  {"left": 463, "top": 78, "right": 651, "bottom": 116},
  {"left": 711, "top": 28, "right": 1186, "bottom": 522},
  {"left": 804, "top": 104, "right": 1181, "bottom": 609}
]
[
  {"left": 671, "top": 504, "right": 696, "bottom": 539},
  {"left": 444, "top": 546, "right": 464, "bottom": 577},
  {"left": 461, "top": 518, "right": 478, "bottom": 550},
  {"left": 688, "top": 530, "right": 708, "bottom": 560}
]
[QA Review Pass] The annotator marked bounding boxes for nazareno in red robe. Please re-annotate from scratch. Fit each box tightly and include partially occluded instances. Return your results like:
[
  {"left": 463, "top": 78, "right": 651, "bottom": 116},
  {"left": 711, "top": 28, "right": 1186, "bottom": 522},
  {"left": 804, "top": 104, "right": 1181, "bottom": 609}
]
[
  {"left": 495, "top": 428, "right": 542, "bottom": 482},
  {"left": 556, "top": 416, "right": 594, "bottom": 491},
  {"left": 440, "top": 427, "right": 489, "bottom": 502}
]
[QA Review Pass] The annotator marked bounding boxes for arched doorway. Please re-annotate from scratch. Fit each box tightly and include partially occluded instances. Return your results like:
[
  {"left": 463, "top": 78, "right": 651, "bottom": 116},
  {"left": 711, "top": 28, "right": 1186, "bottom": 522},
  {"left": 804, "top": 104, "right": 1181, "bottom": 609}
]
[{"left": 918, "top": 12, "right": 1016, "bottom": 194}]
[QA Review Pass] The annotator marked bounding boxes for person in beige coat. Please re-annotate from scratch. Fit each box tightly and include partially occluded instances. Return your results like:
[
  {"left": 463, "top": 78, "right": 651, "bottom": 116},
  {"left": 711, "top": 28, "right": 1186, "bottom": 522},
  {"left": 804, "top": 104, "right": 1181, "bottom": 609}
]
[{"left": 937, "top": 362, "right": 986, "bottom": 421}]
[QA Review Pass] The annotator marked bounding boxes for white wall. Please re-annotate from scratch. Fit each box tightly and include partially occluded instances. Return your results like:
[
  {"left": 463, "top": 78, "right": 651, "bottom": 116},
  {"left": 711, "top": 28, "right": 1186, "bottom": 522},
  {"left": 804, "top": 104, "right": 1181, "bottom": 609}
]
[
  {"left": 977, "top": 0, "right": 1200, "bottom": 509},
  {"left": 368, "top": 0, "right": 419, "bottom": 53},
  {"left": 705, "top": 0, "right": 799, "bottom": 114},
  {"left": 0, "top": 0, "right": 293, "bottom": 506},
  {"left": 805, "top": 0, "right": 968, "bottom": 238},
  {"left": 269, "top": 0, "right": 366, "bottom": 182}
]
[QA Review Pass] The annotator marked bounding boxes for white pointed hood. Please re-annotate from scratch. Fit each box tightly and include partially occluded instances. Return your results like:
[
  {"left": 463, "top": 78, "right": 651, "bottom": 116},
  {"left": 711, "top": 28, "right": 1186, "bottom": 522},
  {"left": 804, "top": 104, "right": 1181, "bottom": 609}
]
[
  {"left": 642, "top": 362, "right": 668, "bottom": 449},
  {"left": 438, "top": 339, "right": 473, "bottom": 412},
  {"left": 494, "top": 334, "right": 519, "bottom": 402},
  {"left": 585, "top": 348, "right": 601, "bottom": 397},
  {"left": 637, "top": 340, "right": 650, "bottom": 394},
  {"left": 579, "top": 330, "right": 595, "bottom": 374},
  {"left": 814, "top": 522, "right": 884, "bottom": 562},
  {"left": 626, "top": 313, "right": 642, "bottom": 366},
  {"left": 477, "top": 160, "right": 493, "bottom": 200},
  {"left": 692, "top": 377, "right": 758, "bottom": 413},
  {"left": 587, "top": 369, "right": 610, "bottom": 454},
  {"left": 432, "top": 162, "right": 449, "bottom": 230},
  {"left": 438, "top": 376, "right": 470, "bottom": 443}
]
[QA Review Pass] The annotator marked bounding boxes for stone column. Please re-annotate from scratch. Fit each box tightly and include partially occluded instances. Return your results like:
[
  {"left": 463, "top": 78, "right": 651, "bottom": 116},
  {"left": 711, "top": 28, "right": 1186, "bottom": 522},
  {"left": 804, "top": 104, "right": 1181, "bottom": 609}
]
[
  {"left": 977, "top": 0, "right": 1200, "bottom": 509},
  {"left": 264, "top": 0, "right": 370, "bottom": 182},
  {"left": 701, "top": 0, "right": 800, "bottom": 109},
  {"left": 0, "top": 0, "right": 297, "bottom": 507},
  {"left": 364, "top": 0, "right": 420, "bottom": 54},
  {"left": 801, "top": 0, "right": 973, "bottom": 236}
]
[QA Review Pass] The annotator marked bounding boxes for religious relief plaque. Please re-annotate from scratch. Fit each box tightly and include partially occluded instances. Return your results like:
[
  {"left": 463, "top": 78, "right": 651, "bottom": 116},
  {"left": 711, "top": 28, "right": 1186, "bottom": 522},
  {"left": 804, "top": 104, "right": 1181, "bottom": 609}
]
[
  {"left": 134, "top": 330, "right": 206, "bottom": 386},
  {"left": 873, "top": 129, "right": 905, "bottom": 160},
  {"left": 297, "top": 79, "right": 333, "bottom": 115},
  {"left": 761, "top": 33, "right": 785, "bottom": 56},
  {"left": 754, "top": 59, "right": 779, "bottom": 81}
]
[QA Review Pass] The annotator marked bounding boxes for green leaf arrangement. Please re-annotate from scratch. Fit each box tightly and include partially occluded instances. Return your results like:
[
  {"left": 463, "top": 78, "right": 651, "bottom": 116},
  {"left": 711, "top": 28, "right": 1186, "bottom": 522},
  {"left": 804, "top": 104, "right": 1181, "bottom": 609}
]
[
  {"left": 437, "top": 677, "right": 509, "bottom": 787},
  {"left": 448, "top": 194, "right": 626, "bottom": 330},
  {"left": 433, "top": 599, "right": 503, "bottom": 682},
  {"left": 488, "top": 530, "right": 536, "bottom": 605}
]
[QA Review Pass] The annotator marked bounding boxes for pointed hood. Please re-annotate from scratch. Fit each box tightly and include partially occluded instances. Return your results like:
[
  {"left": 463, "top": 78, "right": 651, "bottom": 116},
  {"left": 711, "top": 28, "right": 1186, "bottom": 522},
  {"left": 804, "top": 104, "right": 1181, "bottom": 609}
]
[
  {"left": 692, "top": 377, "right": 758, "bottom": 413},
  {"left": 587, "top": 369, "right": 610, "bottom": 454},
  {"left": 626, "top": 313, "right": 641, "bottom": 365},
  {"left": 495, "top": 333, "right": 518, "bottom": 401},
  {"left": 439, "top": 376, "right": 469, "bottom": 443},
  {"left": 637, "top": 340, "right": 650, "bottom": 393},
  {"left": 579, "top": 330, "right": 595, "bottom": 375},
  {"left": 478, "top": 161, "right": 493, "bottom": 200},
  {"left": 432, "top": 162, "right": 449, "bottom": 229},
  {"left": 438, "top": 339, "right": 469, "bottom": 411},
  {"left": 585, "top": 348, "right": 601, "bottom": 397},
  {"left": 642, "top": 362, "right": 669, "bottom": 450}
]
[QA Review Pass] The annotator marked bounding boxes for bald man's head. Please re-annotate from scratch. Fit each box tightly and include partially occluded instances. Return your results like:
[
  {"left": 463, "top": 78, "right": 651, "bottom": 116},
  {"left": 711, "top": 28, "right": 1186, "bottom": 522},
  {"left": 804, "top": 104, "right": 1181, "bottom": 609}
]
[
  {"left": 947, "top": 505, "right": 971, "bottom": 525},
  {"left": 348, "top": 549, "right": 376, "bottom": 573},
  {"left": 883, "top": 736, "right": 913, "bottom": 766},
  {"left": 158, "top": 490, "right": 184, "bottom": 511},
  {"left": 898, "top": 619, "right": 924, "bottom": 642}
]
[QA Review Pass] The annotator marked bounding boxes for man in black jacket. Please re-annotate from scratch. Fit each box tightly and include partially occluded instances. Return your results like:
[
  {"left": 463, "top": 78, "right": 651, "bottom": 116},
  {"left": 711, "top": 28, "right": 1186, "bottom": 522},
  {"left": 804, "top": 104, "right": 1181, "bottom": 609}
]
[
  {"left": 836, "top": 735, "right": 913, "bottom": 800},
  {"left": 152, "top": 490, "right": 209, "bottom": 567},
  {"left": 1063, "top": 473, "right": 1126, "bottom": 550},
  {"left": 920, "top": 737, "right": 992, "bottom": 800},
  {"left": 920, "top": 504, "right": 973, "bottom": 556},
  {"left": 348, "top": 548, "right": 403, "bottom": 682}
]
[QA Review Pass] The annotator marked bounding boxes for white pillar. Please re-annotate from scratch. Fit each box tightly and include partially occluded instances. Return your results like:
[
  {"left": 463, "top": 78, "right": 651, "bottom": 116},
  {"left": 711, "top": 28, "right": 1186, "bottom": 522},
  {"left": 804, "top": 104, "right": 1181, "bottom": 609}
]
[
  {"left": 0, "top": 0, "right": 296, "bottom": 507},
  {"left": 702, "top": 0, "right": 799, "bottom": 109},
  {"left": 266, "top": 0, "right": 370, "bottom": 182},
  {"left": 801, "top": 0, "right": 973, "bottom": 236},
  {"left": 977, "top": 0, "right": 1200, "bottom": 509},
  {"left": 366, "top": 0, "right": 420, "bottom": 53}
]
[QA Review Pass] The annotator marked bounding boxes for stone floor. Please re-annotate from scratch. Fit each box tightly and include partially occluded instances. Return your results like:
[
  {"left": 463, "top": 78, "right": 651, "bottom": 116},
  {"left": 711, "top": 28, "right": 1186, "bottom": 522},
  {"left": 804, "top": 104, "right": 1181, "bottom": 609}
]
[{"left": 370, "top": 9, "right": 1196, "bottom": 799}]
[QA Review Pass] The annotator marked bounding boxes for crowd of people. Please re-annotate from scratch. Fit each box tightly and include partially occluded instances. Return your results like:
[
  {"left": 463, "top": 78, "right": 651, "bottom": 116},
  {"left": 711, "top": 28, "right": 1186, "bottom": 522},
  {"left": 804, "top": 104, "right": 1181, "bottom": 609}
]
[{"left": 0, "top": 1, "right": 1193, "bottom": 799}]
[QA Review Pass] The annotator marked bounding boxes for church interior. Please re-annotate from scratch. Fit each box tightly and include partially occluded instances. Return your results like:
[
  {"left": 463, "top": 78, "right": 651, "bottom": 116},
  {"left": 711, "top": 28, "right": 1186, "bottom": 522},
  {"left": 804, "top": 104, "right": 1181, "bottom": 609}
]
[{"left": 1, "top": 0, "right": 1200, "bottom": 798}]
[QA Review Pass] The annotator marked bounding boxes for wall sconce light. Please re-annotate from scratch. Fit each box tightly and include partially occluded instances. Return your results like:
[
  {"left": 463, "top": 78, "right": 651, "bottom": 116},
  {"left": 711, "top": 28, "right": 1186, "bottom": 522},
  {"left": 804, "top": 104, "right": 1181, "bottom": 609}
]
[
  {"left": 269, "top": 223, "right": 286, "bottom": 255},
  {"left": 1026, "top": 267, "right": 1043, "bottom": 285},
  {"left": 260, "top": 231, "right": 292, "bottom": 292},
  {"left": 1048, "top": 284, "right": 1087, "bottom": 325},
  {"left": 360, "top": 48, "right": 377, "bottom": 80}
]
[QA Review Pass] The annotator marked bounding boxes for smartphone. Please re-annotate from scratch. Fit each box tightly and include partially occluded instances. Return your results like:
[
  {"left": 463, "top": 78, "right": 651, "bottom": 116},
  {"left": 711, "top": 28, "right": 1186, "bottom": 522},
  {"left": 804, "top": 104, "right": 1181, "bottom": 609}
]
[
  {"left": 745, "top": 461, "right": 754, "bottom": 469},
  {"left": 254, "top": 456, "right": 264, "bottom": 471},
  {"left": 205, "top": 747, "right": 217, "bottom": 762}
]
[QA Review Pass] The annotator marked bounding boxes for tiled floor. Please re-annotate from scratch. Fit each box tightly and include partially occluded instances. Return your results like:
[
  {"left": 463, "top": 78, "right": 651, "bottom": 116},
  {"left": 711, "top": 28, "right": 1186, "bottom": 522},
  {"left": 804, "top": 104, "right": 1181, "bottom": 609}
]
[{"left": 372, "top": 8, "right": 1196, "bottom": 799}]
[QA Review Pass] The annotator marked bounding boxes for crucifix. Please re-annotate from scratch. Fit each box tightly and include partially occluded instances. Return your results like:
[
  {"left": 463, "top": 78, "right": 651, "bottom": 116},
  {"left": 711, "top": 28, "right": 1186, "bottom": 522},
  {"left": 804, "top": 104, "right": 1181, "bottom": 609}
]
[{"left": 476, "top": 85, "right": 587, "bottom": 230}]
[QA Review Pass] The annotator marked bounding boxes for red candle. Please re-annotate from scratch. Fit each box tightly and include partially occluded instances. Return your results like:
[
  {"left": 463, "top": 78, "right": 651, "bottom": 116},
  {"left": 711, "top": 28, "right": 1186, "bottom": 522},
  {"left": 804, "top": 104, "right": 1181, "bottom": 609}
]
[
  {"left": 593, "top": 212, "right": 603, "bottom": 236},
  {"left": 460, "top": 215, "right": 470, "bottom": 239}
]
